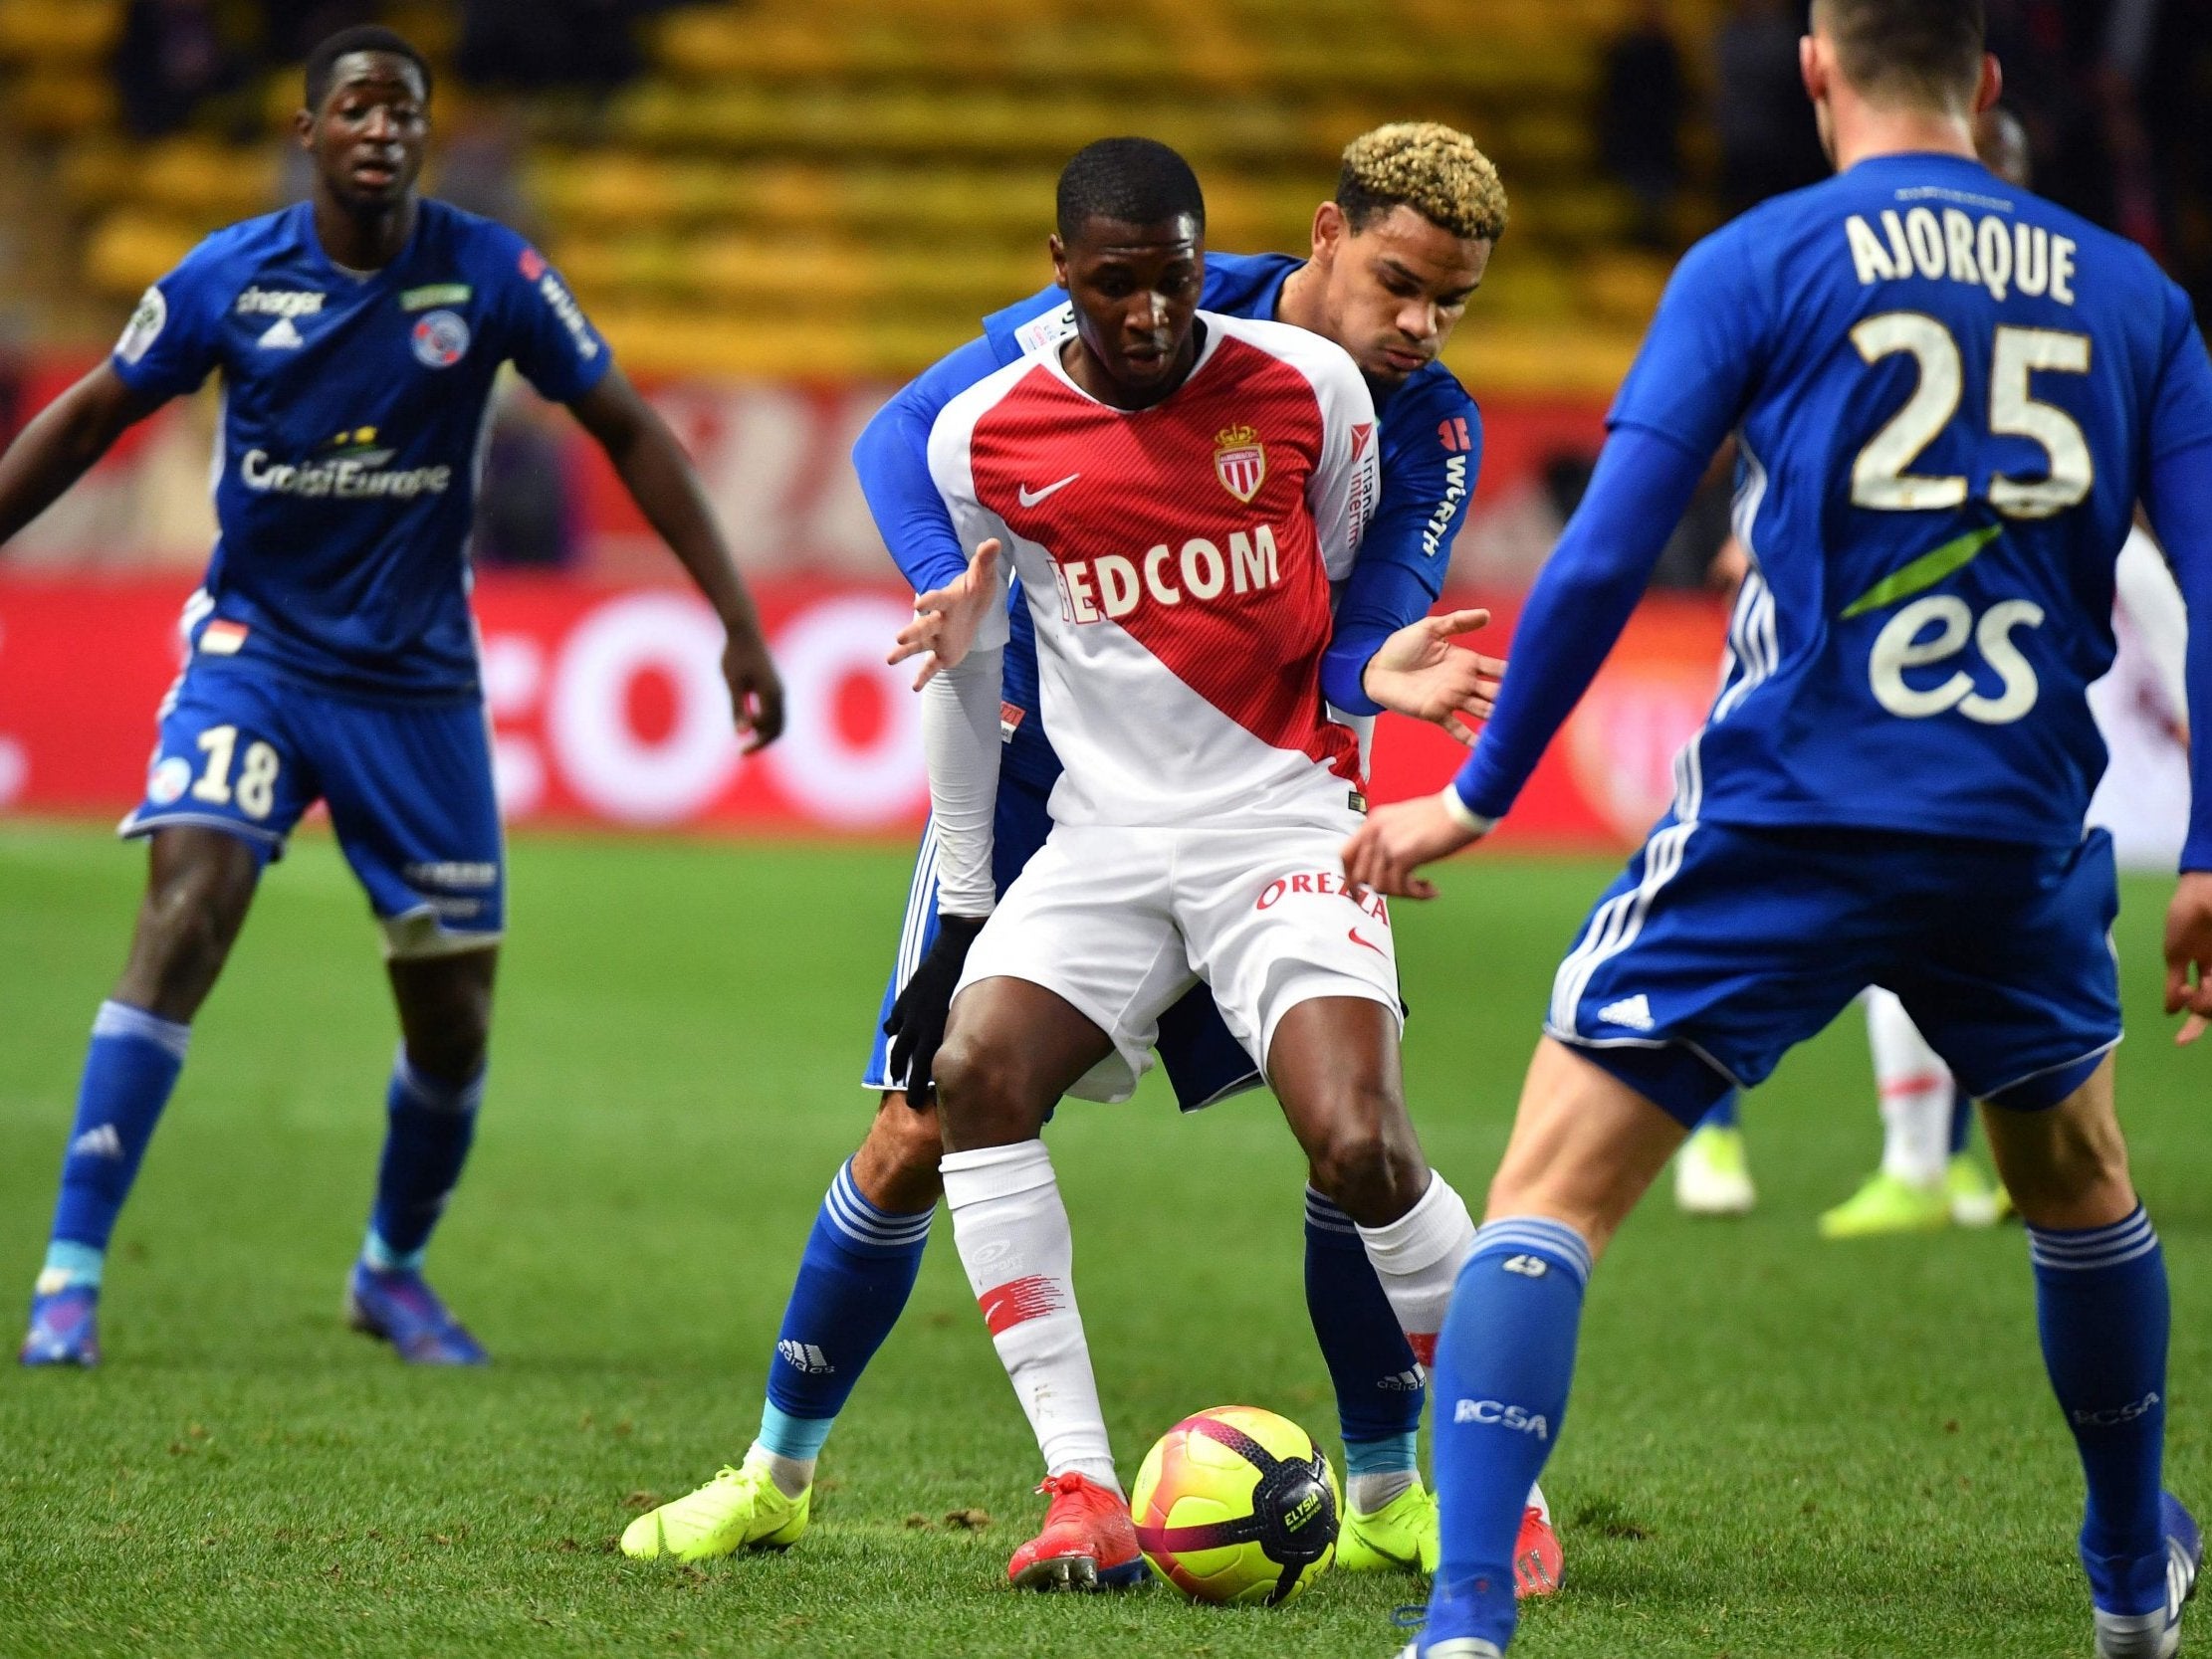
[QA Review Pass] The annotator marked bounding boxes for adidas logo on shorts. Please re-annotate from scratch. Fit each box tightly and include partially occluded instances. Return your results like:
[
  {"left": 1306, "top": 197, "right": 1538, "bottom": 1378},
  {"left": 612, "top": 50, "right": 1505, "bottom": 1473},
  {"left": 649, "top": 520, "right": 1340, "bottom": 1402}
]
[{"left": 1597, "top": 993, "right": 1656, "bottom": 1031}]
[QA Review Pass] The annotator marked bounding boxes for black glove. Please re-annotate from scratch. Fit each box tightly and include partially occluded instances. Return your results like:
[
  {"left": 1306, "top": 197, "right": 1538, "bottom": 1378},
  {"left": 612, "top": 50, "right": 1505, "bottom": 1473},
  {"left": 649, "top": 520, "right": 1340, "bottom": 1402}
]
[{"left": 884, "top": 914, "right": 987, "bottom": 1106}]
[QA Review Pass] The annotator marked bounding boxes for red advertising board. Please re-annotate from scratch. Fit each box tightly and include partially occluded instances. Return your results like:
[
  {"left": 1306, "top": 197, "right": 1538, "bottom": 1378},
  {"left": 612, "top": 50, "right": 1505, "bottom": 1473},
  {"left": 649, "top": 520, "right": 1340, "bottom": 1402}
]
[{"left": 0, "top": 573, "right": 1732, "bottom": 848}]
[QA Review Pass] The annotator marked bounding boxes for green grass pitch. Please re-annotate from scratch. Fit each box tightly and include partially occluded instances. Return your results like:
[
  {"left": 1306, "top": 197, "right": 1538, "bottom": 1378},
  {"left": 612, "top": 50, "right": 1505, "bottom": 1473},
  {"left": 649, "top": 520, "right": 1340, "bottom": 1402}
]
[{"left": 0, "top": 820, "right": 2204, "bottom": 1658}]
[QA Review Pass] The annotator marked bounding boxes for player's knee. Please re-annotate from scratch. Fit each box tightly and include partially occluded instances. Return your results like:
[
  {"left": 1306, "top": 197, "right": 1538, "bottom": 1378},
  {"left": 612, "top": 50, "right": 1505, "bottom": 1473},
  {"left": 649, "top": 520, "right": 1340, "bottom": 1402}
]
[
  {"left": 931, "top": 1030, "right": 1032, "bottom": 1141},
  {"left": 1305, "top": 1104, "right": 1427, "bottom": 1224}
]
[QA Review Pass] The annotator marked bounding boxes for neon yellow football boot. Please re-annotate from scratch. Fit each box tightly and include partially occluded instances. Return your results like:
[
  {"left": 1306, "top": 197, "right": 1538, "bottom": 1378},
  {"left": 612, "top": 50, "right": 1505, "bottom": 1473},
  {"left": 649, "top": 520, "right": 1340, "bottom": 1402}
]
[
  {"left": 1944, "top": 1151, "right": 2013, "bottom": 1228},
  {"left": 619, "top": 1451, "right": 810, "bottom": 1562},
  {"left": 1337, "top": 1478, "right": 1439, "bottom": 1573},
  {"left": 1818, "top": 1169, "right": 1951, "bottom": 1240},
  {"left": 1673, "top": 1126, "right": 1756, "bottom": 1216}
]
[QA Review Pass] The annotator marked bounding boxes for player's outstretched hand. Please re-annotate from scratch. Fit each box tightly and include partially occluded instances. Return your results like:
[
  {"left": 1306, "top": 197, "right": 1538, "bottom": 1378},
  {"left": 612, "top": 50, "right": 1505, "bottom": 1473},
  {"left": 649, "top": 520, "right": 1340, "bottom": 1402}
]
[
  {"left": 722, "top": 623, "right": 785, "bottom": 753},
  {"left": 1341, "top": 791, "right": 1485, "bottom": 901},
  {"left": 890, "top": 539, "right": 1002, "bottom": 690},
  {"left": 885, "top": 914, "right": 987, "bottom": 1105},
  {"left": 2162, "top": 870, "right": 2212, "bottom": 1045},
  {"left": 1360, "top": 608, "right": 1503, "bottom": 744}
]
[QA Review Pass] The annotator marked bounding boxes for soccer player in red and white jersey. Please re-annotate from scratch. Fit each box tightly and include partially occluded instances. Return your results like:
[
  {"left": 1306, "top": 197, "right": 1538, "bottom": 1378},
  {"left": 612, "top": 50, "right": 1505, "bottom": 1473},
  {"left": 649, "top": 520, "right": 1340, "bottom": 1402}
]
[{"left": 891, "top": 138, "right": 1485, "bottom": 1590}]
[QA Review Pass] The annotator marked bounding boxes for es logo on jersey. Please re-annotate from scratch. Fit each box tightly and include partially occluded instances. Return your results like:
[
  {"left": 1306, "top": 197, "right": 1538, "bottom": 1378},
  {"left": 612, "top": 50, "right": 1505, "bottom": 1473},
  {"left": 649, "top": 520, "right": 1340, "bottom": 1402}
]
[{"left": 411, "top": 309, "right": 471, "bottom": 369}]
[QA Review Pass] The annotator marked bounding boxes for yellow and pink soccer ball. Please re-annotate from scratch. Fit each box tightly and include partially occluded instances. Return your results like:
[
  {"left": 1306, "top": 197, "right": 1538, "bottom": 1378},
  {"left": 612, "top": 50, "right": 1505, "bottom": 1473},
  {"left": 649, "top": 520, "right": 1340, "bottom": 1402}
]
[{"left": 1129, "top": 1405, "right": 1340, "bottom": 1605}]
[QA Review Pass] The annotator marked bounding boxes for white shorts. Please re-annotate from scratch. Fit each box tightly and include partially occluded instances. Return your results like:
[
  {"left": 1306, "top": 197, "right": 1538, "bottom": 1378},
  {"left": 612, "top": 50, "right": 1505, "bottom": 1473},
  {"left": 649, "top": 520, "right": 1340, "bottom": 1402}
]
[{"left": 955, "top": 820, "right": 1403, "bottom": 1103}]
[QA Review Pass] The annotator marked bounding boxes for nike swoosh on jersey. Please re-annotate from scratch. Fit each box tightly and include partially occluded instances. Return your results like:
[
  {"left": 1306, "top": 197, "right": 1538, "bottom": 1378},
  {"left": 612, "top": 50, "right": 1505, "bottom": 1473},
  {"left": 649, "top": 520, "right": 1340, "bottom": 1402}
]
[
  {"left": 1349, "top": 927, "right": 1386, "bottom": 956},
  {"left": 1016, "top": 474, "right": 1079, "bottom": 507}
]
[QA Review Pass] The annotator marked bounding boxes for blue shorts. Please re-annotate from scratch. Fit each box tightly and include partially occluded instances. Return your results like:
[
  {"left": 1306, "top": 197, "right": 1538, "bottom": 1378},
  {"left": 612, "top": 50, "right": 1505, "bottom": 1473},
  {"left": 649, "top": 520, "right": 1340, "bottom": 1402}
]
[
  {"left": 862, "top": 768, "right": 1263, "bottom": 1110},
  {"left": 1548, "top": 817, "right": 2122, "bottom": 1126},
  {"left": 120, "top": 661, "right": 504, "bottom": 958}
]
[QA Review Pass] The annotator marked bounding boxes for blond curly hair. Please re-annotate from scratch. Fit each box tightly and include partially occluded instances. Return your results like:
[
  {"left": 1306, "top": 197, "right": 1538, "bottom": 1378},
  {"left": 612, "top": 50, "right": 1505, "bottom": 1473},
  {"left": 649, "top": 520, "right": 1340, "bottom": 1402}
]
[{"left": 1337, "top": 122, "right": 1508, "bottom": 243}]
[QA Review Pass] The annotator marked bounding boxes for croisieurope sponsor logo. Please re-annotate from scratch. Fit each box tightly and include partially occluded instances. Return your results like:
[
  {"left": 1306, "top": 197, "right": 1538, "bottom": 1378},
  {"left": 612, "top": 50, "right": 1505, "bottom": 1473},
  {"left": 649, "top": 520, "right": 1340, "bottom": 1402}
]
[{"left": 240, "top": 447, "right": 452, "bottom": 500}]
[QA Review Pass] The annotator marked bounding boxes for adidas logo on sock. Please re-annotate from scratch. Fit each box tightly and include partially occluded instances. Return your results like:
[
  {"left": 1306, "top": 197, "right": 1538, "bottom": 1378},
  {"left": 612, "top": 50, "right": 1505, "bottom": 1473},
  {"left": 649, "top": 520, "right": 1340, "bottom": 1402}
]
[
  {"left": 776, "top": 1339, "right": 834, "bottom": 1374},
  {"left": 1377, "top": 1368, "right": 1425, "bottom": 1392},
  {"left": 1597, "top": 993, "right": 1656, "bottom": 1031},
  {"left": 69, "top": 1125, "right": 125, "bottom": 1159}
]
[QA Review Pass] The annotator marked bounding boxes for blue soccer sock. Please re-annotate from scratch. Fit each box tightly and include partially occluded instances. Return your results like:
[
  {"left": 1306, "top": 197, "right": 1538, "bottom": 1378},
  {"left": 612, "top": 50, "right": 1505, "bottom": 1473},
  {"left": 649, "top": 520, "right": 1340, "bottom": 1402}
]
[
  {"left": 757, "top": 1159, "right": 933, "bottom": 1484},
  {"left": 2029, "top": 1206, "right": 2171, "bottom": 1616},
  {"left": 362, "top": 1049, "right": 484, "bottom": 1273},
  {"left": 1303, "top": 1187, "right": 1424, "bottom": 1511},
  {"left": 1428, "top": 1216, "right": 1592, "bottom": 1655},
  {"left": 42, "top": 1001, "right": 192, "bottom": 1288},
  {"left": 1948, "top": 1088, "right": 1974, "bottom": 1158}
]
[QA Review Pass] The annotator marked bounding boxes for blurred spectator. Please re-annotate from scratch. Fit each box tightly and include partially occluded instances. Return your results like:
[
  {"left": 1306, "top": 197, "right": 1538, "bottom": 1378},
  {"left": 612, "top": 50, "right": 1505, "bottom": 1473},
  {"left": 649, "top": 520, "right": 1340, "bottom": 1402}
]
[
  {"left": 458, "top": 0, "right": 648, "bottom": 94},
  {"left": 113, "top": 0, "right": 250, "bottom": 139},
  {"left": 473, "top": 380, "right": 579, "bottom": 570},
  {"left": 254, "top": 0, "right": 377, "bottom": 64},
  {"left": 1647, "top": 446, "right": 1739, "bottom": 591},
  {"left": 1599, "top": 0, "right": 1687, "bottom": 248},
  {"left": 1712, "top": 0, "right": 1828, "bottom": 216},
  {"left": 435, "top": 104, "right": 535, "bottom": 234}
]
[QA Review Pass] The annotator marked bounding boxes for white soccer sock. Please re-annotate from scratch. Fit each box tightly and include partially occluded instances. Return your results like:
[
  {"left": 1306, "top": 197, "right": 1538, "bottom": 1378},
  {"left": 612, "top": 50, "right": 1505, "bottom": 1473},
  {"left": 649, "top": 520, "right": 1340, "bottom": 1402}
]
[
  {"left": 744, "top": 1443, "right": 816, "bottom": 1500},
  {"left": 1864, "top": 988, "right": 1953, "bottom": 1188},
  {"left": 941, "top": 1140, "right": 1118, "bottom": 1491},
  {"left": 1354, "top": 1172, "right": 1476, "bottom": 1369}
]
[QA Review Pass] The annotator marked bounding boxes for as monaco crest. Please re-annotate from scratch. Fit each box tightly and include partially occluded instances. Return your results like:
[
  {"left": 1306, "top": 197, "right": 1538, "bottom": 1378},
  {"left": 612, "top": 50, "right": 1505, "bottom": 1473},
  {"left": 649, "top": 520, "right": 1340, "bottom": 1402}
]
[{"left": 1214, "top": 425, "right": 1266, "bottom": 504}]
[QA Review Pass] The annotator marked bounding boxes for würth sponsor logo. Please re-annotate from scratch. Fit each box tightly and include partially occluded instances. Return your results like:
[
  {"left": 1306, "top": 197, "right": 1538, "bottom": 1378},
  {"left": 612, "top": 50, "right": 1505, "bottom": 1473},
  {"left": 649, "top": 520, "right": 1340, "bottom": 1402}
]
[
  {"left": 1213, "top": 424, "right": 1266, "bottom": 503},
  {"left": 1052, "top": 525, "right": 1283, "bottom": 626},
  {"left": 979, "top": 1275, "right": 1066, "bottom": 1335},
  {"left": 1254, "top": 870, "right": 1389, "bottom": 925}
]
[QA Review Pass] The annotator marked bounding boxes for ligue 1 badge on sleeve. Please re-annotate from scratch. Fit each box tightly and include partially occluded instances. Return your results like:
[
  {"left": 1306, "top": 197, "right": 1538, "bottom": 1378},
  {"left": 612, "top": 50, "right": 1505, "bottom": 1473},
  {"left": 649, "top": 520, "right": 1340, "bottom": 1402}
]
[
  {"left": 1215, "top": 424, "right": 1266, "bottom": 504},
  {"left": 411, "top": 310, "right": 471, "bottom": 370},
  {"left": 116, "top": 287, "right": 167, "bottom": 365}
]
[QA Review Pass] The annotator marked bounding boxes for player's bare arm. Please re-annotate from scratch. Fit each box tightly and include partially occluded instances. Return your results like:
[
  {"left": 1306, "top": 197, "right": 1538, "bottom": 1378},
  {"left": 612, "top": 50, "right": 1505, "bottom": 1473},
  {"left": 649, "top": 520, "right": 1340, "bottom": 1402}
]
[
  {"left": 0, "top": 364, "right": 167, "bottom": 548},
  {"left": 568, "top": 369, "right": 784, "bottom": 750}
]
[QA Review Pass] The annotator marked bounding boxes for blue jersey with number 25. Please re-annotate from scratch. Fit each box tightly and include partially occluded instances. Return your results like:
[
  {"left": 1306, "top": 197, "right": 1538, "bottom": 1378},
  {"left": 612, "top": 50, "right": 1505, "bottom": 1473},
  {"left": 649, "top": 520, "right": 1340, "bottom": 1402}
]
[{"left": 1614, "top": 151, "right": 2212, "bottom": 846}]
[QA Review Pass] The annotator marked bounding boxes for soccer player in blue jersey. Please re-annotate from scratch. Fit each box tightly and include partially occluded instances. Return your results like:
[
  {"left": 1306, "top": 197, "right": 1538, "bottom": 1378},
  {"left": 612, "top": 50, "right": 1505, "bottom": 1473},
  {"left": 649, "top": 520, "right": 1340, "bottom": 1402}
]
[
  {"left": 3, "top": 27, "right": 781, "bottom": 1368},
  {"left": 623, "top": 124, "right": 1563, "bottom": 1588},
  {"left": 1347, "top": 4, "right": 2212, "bottom": 1654}
]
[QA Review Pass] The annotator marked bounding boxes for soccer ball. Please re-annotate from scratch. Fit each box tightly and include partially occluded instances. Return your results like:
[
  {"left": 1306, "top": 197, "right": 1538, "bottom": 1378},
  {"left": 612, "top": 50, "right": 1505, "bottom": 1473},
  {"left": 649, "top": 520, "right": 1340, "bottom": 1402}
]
[{"left": 1129, "top": 1405, "right": 1340, "bottom": 1605}]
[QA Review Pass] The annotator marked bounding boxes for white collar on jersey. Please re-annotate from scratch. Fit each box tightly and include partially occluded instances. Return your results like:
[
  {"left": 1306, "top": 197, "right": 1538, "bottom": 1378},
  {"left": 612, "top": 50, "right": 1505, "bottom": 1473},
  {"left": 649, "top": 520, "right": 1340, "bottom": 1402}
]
[{"left": 1035, "top": 313, "right": 1228, "bottom": 411}]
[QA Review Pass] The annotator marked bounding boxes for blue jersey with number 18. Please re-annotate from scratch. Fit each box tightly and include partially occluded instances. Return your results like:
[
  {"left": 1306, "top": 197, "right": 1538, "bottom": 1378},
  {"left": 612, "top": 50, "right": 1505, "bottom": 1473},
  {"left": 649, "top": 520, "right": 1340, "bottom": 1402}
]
[{"left": 1616, "top": 150, "right": 2212, "bottom": 846}]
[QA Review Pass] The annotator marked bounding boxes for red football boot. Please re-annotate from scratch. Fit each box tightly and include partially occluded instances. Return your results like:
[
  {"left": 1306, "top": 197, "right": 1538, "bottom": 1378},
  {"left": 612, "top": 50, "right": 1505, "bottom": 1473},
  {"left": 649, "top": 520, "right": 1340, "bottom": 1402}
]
[
  {"left": 1005, "top": 1472, "right": 1148, "bottom": 1590},
  {"left": 1514, "top": 1500, "right": 1565, "bottom": 1598}
]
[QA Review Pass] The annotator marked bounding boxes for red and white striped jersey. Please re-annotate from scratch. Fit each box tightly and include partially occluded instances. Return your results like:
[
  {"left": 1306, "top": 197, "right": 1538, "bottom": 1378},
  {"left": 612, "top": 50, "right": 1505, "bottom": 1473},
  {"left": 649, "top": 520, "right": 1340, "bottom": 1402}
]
[{"left": 926, "top": 311, "right": 1381, "bottom": 829}]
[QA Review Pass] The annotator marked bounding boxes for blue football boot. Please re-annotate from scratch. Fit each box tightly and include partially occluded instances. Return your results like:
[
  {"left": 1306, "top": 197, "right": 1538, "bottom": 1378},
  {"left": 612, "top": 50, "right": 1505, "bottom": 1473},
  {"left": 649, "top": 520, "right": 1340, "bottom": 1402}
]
[
  {"left": 2095, "top": 1493, "right": 2201, "bottom": 1659},
  {"left": 21, "top": 1282, "right": 101, "bottom": 1367},
  {"left": 345, "top": 1263, "right": 488, "bottom": 1365}
]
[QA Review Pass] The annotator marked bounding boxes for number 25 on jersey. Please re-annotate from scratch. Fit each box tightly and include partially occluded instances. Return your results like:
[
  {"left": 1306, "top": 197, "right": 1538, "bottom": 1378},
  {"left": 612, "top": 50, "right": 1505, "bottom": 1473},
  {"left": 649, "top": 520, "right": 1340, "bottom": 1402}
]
[{"left": 1847, "top": 314, "right": 2093, "bottom": 726}]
